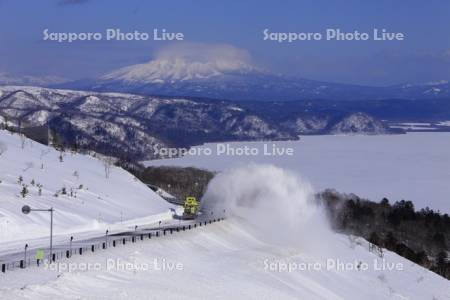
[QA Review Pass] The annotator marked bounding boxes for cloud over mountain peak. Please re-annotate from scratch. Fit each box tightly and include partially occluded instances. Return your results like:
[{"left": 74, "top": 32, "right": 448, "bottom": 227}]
[{"left": 101, "top": 43, "right": 259, "bottom": 84}]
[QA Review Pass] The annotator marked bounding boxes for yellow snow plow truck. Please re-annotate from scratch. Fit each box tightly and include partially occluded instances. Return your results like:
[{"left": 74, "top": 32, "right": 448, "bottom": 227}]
[{"left": 183, "top": 196, "right": 199, "bottom": 220}]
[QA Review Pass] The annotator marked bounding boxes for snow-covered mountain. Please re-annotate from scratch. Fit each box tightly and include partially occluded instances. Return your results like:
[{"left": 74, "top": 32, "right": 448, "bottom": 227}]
[
  {"left": 56, "top": 55, "right": 450, "bottom": 101},
  {"left": 0, "top": 86, "right": 296, "bottom": 160},
  {"left": 279, "top": 112, "right": 394, "bottom": 135},
  {"left": 59, "top": 62, "right": 379, "bottom": 101},
  {"left": 101, "top": 56, "right": 258, "bottom": 84},
  {"left": 330, "top": 112, "right": 391, "bottom": 135},
  {"left": 281, "top": 116, "right": 330, "bottom": 134}
]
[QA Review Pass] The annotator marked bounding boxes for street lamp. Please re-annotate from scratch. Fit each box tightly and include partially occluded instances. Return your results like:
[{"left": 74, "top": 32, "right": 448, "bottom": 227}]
[
  {"left": 69, "top": 236, "right": 73, "bottom": 257},
  {"left": 105, "top": 230, "right": 109, "bottom": 248},
  {"left": 24, "top": 244, "right": 28, "bottom": 268},
  {"left": 22, "top": 205, "right": 54, "bottom": 262}
]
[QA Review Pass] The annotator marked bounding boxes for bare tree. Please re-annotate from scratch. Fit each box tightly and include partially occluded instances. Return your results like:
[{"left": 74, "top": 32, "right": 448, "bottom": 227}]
[
  {"left": 103, "top": 157, "right": 115, "bottom": 179},
  {"left": 20, "top": 134, "right": 26, "bottom": 149},
  {"left": 59, "top": 151, "right": 64, "bottom": 162},
  {"left": 40, "top": 149, "right": 50, "bottom": 159},
  {"left": 0, "top": 141, "right": 6, "bottom": 156}
]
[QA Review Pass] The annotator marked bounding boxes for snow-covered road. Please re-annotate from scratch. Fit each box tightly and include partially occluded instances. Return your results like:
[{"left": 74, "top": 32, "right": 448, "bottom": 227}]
[
  {"left": 0, "top": 214, "right": 203, "bottom": 265},
  {"left": 1, "top": 220, "right": 448, "bottom": 300}
]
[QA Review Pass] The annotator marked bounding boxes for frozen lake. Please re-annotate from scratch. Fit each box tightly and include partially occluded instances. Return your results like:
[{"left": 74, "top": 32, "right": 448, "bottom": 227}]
[{"left": 145, "top": 133, "right": 450, "bottom": 213}]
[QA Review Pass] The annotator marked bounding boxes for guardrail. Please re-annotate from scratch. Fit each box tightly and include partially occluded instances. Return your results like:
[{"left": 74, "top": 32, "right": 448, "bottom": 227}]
[{"left": 0, "top": 218, "right": 225, "bottom": 274}]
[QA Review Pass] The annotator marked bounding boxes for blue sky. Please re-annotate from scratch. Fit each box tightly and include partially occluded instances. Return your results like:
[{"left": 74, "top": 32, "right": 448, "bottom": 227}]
[{"left": 0, "top": 0, "right": 449, "bottom": 86}]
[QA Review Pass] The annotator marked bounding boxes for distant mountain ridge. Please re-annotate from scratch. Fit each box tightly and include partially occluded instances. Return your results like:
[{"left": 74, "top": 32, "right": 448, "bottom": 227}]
[
  {"left": 0, "top": 86, "right": 403, "bottom": 160},
  {"left": 0, "top": 72, "right": 66, "bottom": 86},
  {"left": 0, "top": 86, "right": 294, "bottom": 160},
  {"left": 52, "top": 56, "right": 450, "bottom": 101}
]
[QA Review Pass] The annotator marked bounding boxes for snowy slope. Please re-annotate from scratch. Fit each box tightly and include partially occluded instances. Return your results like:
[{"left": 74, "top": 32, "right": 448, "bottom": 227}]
[
  {"left": 0, "top": 221, "right": 448, "bottom": 299},
  {"left": 0, "top": 129, "right": 174, "bottom": 244}
]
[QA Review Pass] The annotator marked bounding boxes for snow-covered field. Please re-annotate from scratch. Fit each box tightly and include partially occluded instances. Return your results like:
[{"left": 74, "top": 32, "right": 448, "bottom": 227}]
[
  {"left": 0, "top": 129, "right": 174, "bottom": 247},
  {"left": 145, "top": 132, "right": 450, "bottom": 213},
  {"left": 0, "top": 220, "right": 448, "bottom": 299}
]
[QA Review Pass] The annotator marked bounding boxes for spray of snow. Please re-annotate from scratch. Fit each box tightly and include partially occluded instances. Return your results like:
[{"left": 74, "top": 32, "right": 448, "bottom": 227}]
[{"left": 202, "top": 164, "right": 332, "bottom": 252}]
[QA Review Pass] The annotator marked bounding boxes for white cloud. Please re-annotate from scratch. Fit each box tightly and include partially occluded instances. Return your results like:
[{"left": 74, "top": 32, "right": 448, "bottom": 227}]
[
  {"left": 103, "top": 43, "right": 261, "bottom": 83},
  {"left": 155, "top": 42, "right": 251, "bottom": 62},
  {"left": 153, "top": 42, "right": 257, "bottom": 72}
]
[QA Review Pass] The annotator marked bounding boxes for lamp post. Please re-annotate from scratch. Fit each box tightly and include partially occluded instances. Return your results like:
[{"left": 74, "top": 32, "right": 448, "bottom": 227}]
[
  {"left": 22, "top": 205, "right": 54, "bottom": 262},
  {"left": 69, "top": 236, "right": 73, "bottom": 257},
  {"left": 105, "top": 229, "right": 109, "bottom": 248},
  {"left": 24, "top": 244, "right": 28, "bottom": 268}
]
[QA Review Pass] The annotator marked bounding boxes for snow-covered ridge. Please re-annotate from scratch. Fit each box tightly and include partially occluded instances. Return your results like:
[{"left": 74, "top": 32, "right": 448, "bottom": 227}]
[
  {"left": 0, "top": 85, "right": 147, "bottom": 99},
  {"left": 0, "top": 85, "right": 295, "bottom": 160},
  {"left": 0, "top": 85, "right": 403, "bottom": 163}
]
